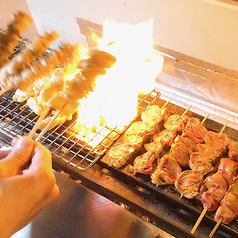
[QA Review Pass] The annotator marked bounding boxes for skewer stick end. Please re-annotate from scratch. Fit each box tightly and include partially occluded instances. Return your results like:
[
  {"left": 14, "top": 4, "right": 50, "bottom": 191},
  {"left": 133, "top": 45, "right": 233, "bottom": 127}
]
[
  {"left": 209, "top": 217, "right": 223, "bottom": 237},
  {"left": 191, "top": 206, "right": 208, "bottom": 234}
]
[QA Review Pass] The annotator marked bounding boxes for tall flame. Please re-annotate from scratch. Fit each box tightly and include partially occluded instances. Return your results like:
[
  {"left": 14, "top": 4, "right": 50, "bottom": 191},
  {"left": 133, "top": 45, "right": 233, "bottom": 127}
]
[{"left": 76, "top": 19, "right": 164, "bottom": 132}]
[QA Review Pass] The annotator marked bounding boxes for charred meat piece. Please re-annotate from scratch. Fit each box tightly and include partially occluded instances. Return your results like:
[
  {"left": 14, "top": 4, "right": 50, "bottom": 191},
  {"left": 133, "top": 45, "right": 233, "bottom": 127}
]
[
  {"left": 133, "top": 151, "right": 157, "bottom": 175},
  {"left": 182, "top": 117, "right": 208, "bottom": 144},
  {"left": 175, "top": 170, "right": 204, "bottom": 199},
  {"left": 164, "top": 114, "right": 190, "bottom": 132},
  {"left": 151, "top": 155, "right": 182, "bottom": 186}
]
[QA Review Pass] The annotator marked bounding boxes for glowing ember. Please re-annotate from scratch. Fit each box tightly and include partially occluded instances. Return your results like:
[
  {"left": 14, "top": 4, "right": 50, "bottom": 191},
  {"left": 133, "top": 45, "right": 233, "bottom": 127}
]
[{"left": 74, "top": 19, "right": 164, "bottom": 142}]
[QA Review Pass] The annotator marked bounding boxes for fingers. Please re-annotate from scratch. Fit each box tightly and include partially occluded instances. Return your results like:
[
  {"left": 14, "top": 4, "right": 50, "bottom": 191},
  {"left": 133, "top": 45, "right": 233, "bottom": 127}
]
[
  {"left": 25, "top": 141, "right": 53, "bottom": 173},
  {"left": 0, "top": 136, "right": 34, "bottom": 177}
]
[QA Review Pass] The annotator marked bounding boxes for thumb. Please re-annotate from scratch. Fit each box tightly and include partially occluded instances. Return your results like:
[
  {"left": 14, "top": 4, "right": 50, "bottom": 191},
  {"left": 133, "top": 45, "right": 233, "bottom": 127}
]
[{"left": 0, "top": 136, "right": 34, "bottom": 177}]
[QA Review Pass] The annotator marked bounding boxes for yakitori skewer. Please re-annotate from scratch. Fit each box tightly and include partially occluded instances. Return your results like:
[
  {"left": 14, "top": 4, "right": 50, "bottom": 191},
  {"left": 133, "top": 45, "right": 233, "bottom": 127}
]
[
  {"left": 28, "top": 49, "right": 116, "bottom": 141},
  {"left": 191, "top": 122, "right": 228, "bottom": 234}
]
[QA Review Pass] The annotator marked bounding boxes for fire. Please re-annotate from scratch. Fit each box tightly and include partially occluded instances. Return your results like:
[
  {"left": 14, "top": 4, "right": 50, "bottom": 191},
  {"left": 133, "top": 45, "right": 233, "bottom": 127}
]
[{"left": 73, "top": 19, "right": 164, "bottom": 142}]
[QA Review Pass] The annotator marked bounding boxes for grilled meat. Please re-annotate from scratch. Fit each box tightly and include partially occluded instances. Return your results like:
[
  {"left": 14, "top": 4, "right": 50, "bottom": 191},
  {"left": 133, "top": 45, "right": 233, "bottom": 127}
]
[
  {"left": 205, "top": 131, "right": 230, "bottom": 154},
  {"left": 164, "top": 114, "right": 190, "bottom": 132},
  {"left": 108, "top": 143, "right": 135, "bottom": 168},
  {"left": 182, "top": 117, "right": 208, "bottom": 144},
  {"left": 200, "top": 158, "right": 238, "bottom": 212},
  {"left": 141, "top": 104, "right": 167, "bottom": 126},
  {"left": 151, "top": 154, "right": 182, "bottom": 186},
  {"left": 189, "top": 152, "right": 214, "bottom": 174},
  {"left": 214, "top": 177, "right": 238, "bottom": 224},
  {"left": 0, "top": 11, "right": 32, "bottom": 69},
  {"left": 133, "top": 151, "right": 157, "bottom": 174},
  {"left": 175, "top": 170, "right": 204, "bottom": 199},
  {"left": 228, "top": 140, "right": 238, "bottom": 161}
]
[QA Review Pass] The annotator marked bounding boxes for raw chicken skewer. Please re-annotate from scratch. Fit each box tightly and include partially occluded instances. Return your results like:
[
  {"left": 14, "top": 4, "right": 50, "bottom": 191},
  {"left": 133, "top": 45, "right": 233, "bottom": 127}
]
[
  {"left": 190, "top": 122, "right": 229, "bottom": 234},
  {"left": 135, "top": 105, "right": 194, "bottom": 180},
  {"left": 108, "top": 100, "right": 170, "bottom": 168},
  {"left": 209, "top": 176, "right": 238, "bottom": 237}
]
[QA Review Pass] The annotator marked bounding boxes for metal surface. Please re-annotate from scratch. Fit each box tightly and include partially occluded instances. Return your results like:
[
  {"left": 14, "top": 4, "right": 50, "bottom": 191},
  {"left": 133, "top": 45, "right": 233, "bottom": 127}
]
[{"left": 12, "top": 171, "right": 174, "bottom": 238}]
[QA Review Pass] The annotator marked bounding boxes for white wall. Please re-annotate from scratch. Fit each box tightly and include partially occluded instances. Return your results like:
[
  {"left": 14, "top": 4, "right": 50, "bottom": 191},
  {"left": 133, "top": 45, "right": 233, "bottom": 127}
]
[{"left": 25, "top": 0, "right": 238, "bottom": 72}]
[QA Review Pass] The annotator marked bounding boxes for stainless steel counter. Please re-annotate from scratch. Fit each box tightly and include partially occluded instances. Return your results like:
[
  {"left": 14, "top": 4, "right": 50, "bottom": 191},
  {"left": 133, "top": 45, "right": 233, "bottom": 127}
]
[{"left": 11, "top": 171, "right": 174, "bottom": 238}]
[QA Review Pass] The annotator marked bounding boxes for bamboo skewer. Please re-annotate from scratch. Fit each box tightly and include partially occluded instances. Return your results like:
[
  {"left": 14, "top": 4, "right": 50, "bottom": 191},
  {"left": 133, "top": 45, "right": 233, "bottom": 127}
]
[
  {"left": 201, "top": 114, "right": 210, "bottom": 125},
  {"left": 34, "top": 103, "right": 67, "bottom": 142},
  {"left": 190, "top": 121, "right": 228, "bottom": 234},
  {"left": 28, "top": 106, "right": 51, "bottom": 139},
  {"left": 209, "top": 217, "right": 222, "bottom": 237},
  {"left": 181, "top": 105, "right": 192, "bottom": 117},
  {"left": 161, "top": 99, "right": 171, "bottom": 109},
  {"left": 191, "top": 206, "right": 208, "bottom": 234}
]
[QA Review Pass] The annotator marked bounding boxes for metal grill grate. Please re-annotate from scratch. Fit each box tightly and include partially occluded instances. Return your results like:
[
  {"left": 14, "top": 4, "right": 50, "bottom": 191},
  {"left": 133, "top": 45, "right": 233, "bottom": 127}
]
[{"left": 0, "top": 87, "right": 161, "bottom": 171}]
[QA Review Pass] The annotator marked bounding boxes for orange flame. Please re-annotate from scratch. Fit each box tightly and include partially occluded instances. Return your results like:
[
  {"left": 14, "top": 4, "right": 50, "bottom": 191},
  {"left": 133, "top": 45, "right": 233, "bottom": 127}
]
[{"left": 75, "top": 19, "right": 164, "bottom": 137}]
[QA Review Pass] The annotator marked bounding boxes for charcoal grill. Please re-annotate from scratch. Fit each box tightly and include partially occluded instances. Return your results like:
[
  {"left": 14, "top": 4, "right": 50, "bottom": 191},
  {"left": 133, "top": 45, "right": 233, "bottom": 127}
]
[{"left": 1, "top": 34, "right": 238, "bottom": 238}]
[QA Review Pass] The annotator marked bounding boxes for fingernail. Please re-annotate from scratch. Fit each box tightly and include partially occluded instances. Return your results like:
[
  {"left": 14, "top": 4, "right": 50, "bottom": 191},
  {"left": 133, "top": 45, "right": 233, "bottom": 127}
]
[{"left": 16, "top": 137, "right": 32, "bottom": 149}]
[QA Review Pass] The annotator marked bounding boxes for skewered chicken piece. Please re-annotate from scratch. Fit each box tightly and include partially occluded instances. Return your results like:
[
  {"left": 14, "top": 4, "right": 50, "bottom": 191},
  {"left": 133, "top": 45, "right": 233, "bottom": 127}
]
[
  {"left": 133, "top": 151, "right": 157, "bottom": 174},
  {"left": 109, "top": 102, "right": 171, "bottom": 169},
  {"left": 205, "top": 130, "right": 230, "bottom": 154},
  {"left": 151, "top": 154, "right": 182, "bottom": 186},
  {"left": 200, "top": 158, "right": 238, "bottom": 212},
  {"left": 144, "top": 129, "right": 177, "bottom": 156},
  {"left": 164, "top": 114, "right": 190, "bottom": 132},
  {"left": 47, "top": 49, "right": 116, "bottom": 111},
  {"left": 175, "top": 170, "right": 204, "bottom": 199},
  {"left": 141, "top": 104, "right": 168, "bottom": 126},
  {"left": 108, "top": 143, "right": 136, "bottom": 168},
  {"left": 1, "top": 30, "right": 59, "bottom": 83},
  {"left": 189, "top": 130, "right": 230, "bottom": 174},
  {"left": 169, "top": 138, "right": 194, "bottom": 168},
  {"left": 209, "top": 177, "right": 238, "bottom": 237},
  {"left": 0, "top": 11, "right": 32, "bottom": 69},
  {"left": 228, "top": 140, "right": 238, "bottom": 161},
  {"left": 19, "top": 43, "right": 85, "bottom": 116},
  {"left": 182, "top": 117, "right": 208, "bottom": 144},
  {"left": 0, "top": 41, "right": 76, "bottom": 97}
]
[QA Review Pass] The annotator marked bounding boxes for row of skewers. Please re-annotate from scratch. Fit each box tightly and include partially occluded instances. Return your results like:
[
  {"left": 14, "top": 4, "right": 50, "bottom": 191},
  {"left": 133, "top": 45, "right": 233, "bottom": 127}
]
[
  {"left": 0, "top": 11, "right": 117, "bottom": 141},
  {"left": 105, "top": 102, "right": 238, "bottom": 237}
]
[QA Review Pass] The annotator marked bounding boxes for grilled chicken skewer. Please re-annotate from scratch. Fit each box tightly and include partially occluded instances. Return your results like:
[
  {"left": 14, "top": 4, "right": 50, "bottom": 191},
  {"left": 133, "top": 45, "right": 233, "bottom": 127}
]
[
  {"left": 209, "top": 176, "right": 238, "bottom": 237},
  {"left": 30, "top": 49, "right": 117, "bottom": 141},
  {"left": 108, "top": 101, "right": 170, "bottom": 168},
  {"left": 0, "top": 11, "right": 32, "bottom": 69},
  {"left": 139, "top": 106, "right": 194, "bottom": 182},
  {"left": 190, "top": 123, "right": 230, "bottom": 234}
]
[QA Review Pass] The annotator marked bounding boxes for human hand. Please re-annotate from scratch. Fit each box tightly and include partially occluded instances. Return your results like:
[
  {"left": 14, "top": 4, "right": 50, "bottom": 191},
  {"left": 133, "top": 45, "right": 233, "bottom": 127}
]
[{"left": 0, "top": 136, "right": 59, "bottom": 238}]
